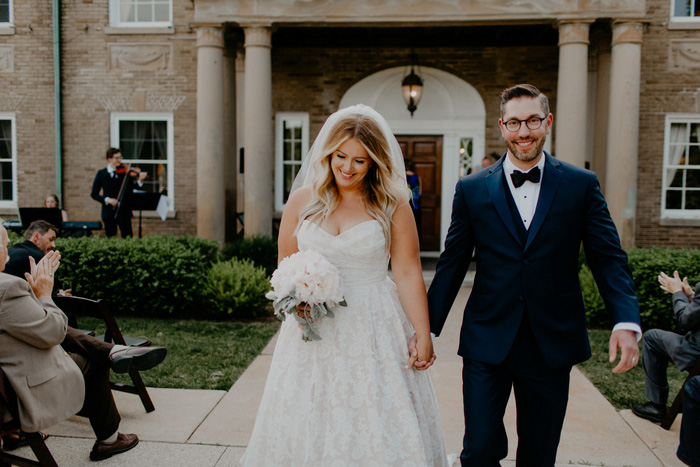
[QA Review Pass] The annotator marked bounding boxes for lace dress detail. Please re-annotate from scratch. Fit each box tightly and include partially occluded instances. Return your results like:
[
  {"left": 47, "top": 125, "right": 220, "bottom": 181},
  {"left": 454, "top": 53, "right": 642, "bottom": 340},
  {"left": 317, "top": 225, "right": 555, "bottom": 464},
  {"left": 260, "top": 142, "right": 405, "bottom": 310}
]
[{"left": 241, "top": 220, "right": 448, "bottom": 467}]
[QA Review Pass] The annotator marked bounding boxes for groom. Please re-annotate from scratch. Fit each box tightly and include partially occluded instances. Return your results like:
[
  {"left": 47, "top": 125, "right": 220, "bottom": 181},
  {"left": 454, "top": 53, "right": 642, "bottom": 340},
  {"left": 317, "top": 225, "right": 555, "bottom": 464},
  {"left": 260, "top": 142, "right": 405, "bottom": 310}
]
[{"left": 426, "top": 84, "right": 641, "bottom": 466}]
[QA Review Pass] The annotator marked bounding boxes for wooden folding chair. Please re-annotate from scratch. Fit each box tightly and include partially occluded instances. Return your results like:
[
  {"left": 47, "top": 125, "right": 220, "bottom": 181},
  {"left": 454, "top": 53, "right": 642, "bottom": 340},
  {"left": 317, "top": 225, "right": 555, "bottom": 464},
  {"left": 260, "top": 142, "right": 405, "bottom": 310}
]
[
  {"left": 661, "top": 354, "right": 700, "bottom": 429},
  {"left": 52, "top": 295, "right": 156, "bottom": 413},
  {"left": 0, "top": 368, "right": 58, "bottom": 467}
]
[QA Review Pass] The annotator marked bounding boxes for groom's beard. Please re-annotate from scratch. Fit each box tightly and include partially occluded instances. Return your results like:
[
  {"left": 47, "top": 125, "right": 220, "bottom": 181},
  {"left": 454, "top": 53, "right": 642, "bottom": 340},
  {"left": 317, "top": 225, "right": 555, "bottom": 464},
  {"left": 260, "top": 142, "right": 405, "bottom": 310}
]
[{"left": 504, "top": 135, "right": 547, "bottom": 163}]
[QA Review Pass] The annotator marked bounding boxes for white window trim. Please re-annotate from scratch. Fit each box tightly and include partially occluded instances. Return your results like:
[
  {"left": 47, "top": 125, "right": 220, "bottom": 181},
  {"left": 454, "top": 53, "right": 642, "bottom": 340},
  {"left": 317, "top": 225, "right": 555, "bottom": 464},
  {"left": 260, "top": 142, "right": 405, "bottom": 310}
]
[
  {"left": 669, "top": 0, "right": 700, "bottom": 28},
  {"left": 274, "top": 112, "right": 309, "bottom": 212},
  {"left": 660, "top": 113, "right": 700, "bottom": 221},
  {"left": 0, "top": 0, "right": 12, "bottom": 24},
  {"left": 110, "top": 112, "right": 175, "bottom": 212},
  {"left": 0, "top": 112, "right": 17, "bottom": 209},
  {"left": 108, "top": 0, "right": 173, "bottom": 29}
]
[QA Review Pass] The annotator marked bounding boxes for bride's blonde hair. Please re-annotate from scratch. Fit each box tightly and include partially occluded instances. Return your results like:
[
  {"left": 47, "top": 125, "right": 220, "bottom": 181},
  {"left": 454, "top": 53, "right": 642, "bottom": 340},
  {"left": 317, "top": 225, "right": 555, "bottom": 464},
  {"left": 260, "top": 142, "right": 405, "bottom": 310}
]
[{"left": 296, "top": 113, "right": 410, "bottom": 252}]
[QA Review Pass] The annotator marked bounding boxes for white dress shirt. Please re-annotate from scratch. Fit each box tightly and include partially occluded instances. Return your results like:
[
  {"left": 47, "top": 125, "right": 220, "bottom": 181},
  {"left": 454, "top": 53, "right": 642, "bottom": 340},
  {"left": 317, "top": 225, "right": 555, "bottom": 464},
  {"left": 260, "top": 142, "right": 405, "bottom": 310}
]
[{"left": 503, "top": 153, "right": 545, "bottom": 230}]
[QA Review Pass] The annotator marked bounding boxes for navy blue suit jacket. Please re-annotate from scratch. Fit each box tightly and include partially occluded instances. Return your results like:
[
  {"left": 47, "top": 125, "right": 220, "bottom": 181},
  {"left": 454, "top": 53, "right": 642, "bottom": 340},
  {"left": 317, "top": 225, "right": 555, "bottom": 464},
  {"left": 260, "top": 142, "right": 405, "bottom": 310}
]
[
  {"left": 90, "top": 168, "right": 133, "bottom": 221},
  {"left": 427, "top": 153, "right": 640, "bottom": 369}
]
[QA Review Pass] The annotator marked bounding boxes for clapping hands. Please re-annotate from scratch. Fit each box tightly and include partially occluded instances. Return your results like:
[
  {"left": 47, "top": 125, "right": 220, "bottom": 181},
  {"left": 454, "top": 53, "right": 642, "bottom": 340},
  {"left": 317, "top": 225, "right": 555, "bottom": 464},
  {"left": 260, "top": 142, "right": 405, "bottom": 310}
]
[
  {"left": 25, "top": 251, "right": 60, "bottom": 298},
  {"left": 659, "top": 270, "right": 695, "bottom": 300}
]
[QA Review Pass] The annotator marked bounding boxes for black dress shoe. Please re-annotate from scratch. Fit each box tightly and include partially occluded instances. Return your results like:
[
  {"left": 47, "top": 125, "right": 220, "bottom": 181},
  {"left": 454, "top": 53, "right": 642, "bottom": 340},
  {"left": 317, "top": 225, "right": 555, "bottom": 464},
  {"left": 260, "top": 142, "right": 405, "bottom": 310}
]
[
  {"left": 631, "top": 401, "right": 667, "bottom": 423},
  {"left": 109, "top": 346, "right": 167, "bottom": 374},
  {"left": 90, "top": 433, "right": 139, "bottom": 461}
]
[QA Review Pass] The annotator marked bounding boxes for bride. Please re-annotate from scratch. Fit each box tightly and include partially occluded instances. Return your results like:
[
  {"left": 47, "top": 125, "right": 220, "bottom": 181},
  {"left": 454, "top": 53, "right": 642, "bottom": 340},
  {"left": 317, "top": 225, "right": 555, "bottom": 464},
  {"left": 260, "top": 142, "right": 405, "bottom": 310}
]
[{"left": 241, "top": 104, "right": 449, "bottom": 466}]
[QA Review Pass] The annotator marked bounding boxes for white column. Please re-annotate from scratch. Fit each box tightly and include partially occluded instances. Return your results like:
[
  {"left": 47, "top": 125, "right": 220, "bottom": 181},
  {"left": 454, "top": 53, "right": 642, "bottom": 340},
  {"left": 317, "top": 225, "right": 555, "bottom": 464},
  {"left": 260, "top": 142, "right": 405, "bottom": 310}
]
[
  {"left": 243, "top": 26, "right": 273, "bottom": 237},
  {"left": 605, "top": 21, "right": 643, "bottom": 249},
  {"left": 196, "top": 26, "right": 226, "bottom": 242},
  {"left": 555, "top": 20, "right": 591, "bottom": 167}
]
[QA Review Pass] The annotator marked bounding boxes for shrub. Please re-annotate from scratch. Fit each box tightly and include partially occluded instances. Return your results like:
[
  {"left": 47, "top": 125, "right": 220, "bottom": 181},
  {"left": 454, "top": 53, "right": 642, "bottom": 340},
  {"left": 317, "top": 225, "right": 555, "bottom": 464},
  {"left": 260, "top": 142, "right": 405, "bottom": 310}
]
[
  {"left": 220, "top": 235, "right": 278, "bottom": 276},
  {"left": 202, "top": 258, "right": 271, "bottom": 319},
  {"left": 580, "top": 247, "right": 700, "bottom": 331},
  {"left": 53, "top": 235, "right": 219, "bottom": 316},
  {"left": 580, "top": 265, "right": 607, "bottom": 328},
  {"left": 7, "top": 229, "right": 23, "bottom": 247}
]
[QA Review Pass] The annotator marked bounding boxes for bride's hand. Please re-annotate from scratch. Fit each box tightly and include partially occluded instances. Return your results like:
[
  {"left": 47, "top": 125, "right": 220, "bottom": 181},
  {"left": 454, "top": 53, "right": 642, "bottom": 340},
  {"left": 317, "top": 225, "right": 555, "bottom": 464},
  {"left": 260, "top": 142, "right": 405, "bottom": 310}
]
[
  {"left": 296, "top": 303, "right": 312, "bottom": 330},
  {"left": 406, "top": 333, "right": 437, "bottom": 371}
]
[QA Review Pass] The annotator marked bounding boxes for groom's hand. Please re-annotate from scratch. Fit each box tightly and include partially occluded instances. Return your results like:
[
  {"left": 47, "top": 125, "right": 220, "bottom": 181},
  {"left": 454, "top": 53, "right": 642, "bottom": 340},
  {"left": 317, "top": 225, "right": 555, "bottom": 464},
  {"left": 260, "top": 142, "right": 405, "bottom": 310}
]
[
  {"left": 609, "top": 329, "right": 639, "bottom": 374},
  {"left": 406, "top": 333, "right": 436, "bottom": 371}
]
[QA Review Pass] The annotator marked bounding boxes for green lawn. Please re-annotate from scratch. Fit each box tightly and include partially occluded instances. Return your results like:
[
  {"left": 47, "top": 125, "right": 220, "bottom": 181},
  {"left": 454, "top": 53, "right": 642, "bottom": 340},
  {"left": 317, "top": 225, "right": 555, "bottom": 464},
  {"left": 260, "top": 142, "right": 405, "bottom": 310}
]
[
  {"left": 577, "top": 329, "right": 686, "bottom": 409},
  {"left": 79, "top": 316, "right": 280, "bottom": 391}
]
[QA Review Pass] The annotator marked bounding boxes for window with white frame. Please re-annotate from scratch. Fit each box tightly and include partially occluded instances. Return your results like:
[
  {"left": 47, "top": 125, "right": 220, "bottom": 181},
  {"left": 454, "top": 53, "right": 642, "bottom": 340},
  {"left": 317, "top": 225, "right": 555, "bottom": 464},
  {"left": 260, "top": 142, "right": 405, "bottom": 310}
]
[
  {"left": 275, "top": 113, "right": 309, "bottom": 212},
  {"left": 0, "top": 0, "right": 11, "bottom": 24},
  {"left": 109, "top": 0, "right": 172, "bottom": 28},
  {"left": 0, "top": 113, "right": 16, "bottom": 207},
  {"left": 672, "top": 0, "right": 700, "bottom": 20},
  {"left": 110, "top": 112, "right": 174, "bottom": 211},
  {"left": 661, "top": 114, "right": 700, "bottom": 219}
]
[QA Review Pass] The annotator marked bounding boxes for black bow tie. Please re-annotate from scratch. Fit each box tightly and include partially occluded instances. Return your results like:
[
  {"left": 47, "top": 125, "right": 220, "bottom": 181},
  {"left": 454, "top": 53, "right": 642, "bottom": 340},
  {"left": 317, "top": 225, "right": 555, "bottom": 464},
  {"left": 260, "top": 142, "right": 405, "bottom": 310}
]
[{"left": 510, "top": 167, "right": 541, "bottom": 188}]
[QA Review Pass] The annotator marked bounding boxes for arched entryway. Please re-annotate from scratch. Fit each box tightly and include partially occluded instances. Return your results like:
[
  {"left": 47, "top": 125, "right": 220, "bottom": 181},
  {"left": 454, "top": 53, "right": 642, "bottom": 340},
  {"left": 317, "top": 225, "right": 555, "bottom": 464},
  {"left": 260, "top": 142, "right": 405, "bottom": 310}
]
[{"left": 340, "top": 67, "right": 486, "bottom": 252}]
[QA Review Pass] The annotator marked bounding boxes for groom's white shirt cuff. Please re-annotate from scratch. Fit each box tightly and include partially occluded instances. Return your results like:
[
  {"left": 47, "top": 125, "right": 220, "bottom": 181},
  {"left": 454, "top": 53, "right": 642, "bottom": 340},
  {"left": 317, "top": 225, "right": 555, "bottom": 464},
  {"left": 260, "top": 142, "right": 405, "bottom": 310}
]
[
  {"left": 612, "top": 322, "right": 642, "bottom": 341},
  {"left": 432, "top": 325, "right": 641, "bottom": 342}
]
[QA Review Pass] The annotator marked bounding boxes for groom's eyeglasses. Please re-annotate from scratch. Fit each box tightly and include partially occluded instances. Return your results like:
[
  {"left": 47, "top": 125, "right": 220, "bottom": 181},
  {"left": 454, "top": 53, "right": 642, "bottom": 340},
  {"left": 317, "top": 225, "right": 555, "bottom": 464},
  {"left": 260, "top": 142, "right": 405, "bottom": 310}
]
[{"left": 503, "top": 117, "right": 546, "bottom": 132}]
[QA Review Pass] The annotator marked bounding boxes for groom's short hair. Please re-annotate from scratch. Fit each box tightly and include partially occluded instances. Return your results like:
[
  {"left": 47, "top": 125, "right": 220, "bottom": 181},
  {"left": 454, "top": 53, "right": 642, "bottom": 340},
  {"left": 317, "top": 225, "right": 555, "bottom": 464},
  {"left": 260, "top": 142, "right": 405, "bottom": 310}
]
[{"left": 500, "top": 84, "right": 550, "bottom": 118}]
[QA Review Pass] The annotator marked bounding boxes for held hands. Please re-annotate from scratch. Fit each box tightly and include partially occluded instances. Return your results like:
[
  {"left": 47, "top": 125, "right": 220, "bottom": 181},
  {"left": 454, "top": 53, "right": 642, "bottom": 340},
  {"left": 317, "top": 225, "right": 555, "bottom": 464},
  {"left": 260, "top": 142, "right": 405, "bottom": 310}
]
[
  {"left": 24, "top": 251, "right": 61, "bottom": 298},
  {"left": 608, "top": 329, "right": 639, "bottom": 374},
  {"left": 406, "top": 333, "right": 436, "bottom": 371}
]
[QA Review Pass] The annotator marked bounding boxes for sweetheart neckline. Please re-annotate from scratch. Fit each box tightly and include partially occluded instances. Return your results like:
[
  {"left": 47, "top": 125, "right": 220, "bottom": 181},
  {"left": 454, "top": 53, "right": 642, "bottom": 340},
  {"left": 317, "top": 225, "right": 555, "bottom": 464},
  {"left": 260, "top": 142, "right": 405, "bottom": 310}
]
[{"left": 303, "top": 219, "right": 378, "bottom": 238}]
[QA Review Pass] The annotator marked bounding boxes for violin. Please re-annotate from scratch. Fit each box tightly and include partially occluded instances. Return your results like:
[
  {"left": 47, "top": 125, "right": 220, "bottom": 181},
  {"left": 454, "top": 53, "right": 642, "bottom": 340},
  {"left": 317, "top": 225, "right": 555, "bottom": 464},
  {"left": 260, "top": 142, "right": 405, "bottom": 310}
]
[{"left": 115, "top": 163, "right": 143, "bottom": 178}]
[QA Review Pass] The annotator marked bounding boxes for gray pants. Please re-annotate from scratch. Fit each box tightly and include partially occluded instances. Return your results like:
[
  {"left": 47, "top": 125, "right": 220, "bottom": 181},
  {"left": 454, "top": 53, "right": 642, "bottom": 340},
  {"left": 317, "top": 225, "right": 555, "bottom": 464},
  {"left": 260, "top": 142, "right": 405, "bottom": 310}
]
[{"left": 642, "top": 329, "right": 699, "bottom": 405}]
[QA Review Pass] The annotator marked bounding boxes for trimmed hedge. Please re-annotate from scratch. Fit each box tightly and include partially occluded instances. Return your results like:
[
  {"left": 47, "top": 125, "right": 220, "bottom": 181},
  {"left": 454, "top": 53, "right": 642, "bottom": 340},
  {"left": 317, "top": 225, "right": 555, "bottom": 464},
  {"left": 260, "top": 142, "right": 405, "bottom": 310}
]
[
  {"left": 202, "top": 258, "right": 271, "bottom": 319},
  {"left": 581, "top": 247, "right": 700, "bottom": 331},
  {"left": 53, "top": 235, "right": 219, "bottom": 316},
  {"left": 220, "top": 235, "right": 278, "bottom": 276}
]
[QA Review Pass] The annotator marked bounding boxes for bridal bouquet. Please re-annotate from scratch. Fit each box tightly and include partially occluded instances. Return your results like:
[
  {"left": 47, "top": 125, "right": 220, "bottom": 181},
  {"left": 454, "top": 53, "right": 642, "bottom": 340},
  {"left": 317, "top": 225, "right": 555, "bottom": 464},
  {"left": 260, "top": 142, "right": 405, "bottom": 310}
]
[{"left": 266, "top": 249, "right": 347, "bottom": 341}]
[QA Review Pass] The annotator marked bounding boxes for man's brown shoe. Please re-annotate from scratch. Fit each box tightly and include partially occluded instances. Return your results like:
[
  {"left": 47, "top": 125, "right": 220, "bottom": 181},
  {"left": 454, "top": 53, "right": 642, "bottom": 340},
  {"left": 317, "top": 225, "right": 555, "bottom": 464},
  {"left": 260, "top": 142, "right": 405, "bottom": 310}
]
[
  {"left": 90, "top": 433, "right": 139, "bottom": 461},
  {"left": 109, "top": 346, "right": 167, "bottom": 374}
]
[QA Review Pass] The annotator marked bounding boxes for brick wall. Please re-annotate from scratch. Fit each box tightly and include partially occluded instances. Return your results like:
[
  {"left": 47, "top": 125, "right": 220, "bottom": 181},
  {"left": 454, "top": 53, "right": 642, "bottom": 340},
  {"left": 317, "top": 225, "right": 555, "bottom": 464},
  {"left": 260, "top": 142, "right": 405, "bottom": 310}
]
[
  {"left": 0, "top": 1, "right": 57, "bottom": 212},
  {"left": 637, "top": 0, "right": 700, "bottom": 248},
  {"left": 271, "top": 45, "right": 559, "bottom": 161},
  {"left": 58, "top": 0, "right": 197, "bottom": 235},
  {"left": 4, "top": 0, "right": 697, "bottom": 244}
]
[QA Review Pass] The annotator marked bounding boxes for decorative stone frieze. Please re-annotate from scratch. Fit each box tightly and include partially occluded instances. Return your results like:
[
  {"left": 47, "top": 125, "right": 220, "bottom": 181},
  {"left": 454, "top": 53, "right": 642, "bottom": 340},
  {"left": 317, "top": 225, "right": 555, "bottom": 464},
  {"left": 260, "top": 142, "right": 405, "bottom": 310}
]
[
  {"left": 0, "top": 45, "right": 14, "bottom": 73},
  {"left": 669, "top": 41, "right": 700, "bottom": 70},
  {"left": 108, "top": 44, "right": 173, "bottom": 71},
  {"left": 147, "top": 96, "right": 187, "bottom": 112},
  {"left": 96, "top": 95, "right": 186, "bottom": 111},
  {"left": 0, "top": 96, "right": 24, "bottom": 110}
]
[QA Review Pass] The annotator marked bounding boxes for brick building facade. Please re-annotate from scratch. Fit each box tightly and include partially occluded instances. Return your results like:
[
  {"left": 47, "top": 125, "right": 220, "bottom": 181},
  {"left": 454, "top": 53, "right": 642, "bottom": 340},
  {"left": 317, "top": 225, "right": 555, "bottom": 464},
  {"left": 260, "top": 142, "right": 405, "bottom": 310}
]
[{"left": 1, "top": 0, "right": 699, "bottom": 248}]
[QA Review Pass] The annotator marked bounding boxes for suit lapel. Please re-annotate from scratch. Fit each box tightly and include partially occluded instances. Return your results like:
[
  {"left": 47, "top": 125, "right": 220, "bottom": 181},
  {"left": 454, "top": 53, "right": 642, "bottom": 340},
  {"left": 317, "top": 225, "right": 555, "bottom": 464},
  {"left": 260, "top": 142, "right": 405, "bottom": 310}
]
[
  {"left": 524, "top": 153, "right": 562, "bottom": 251},
  {"left": 486, "top": 159, "right": 522, "bottom": 246}
]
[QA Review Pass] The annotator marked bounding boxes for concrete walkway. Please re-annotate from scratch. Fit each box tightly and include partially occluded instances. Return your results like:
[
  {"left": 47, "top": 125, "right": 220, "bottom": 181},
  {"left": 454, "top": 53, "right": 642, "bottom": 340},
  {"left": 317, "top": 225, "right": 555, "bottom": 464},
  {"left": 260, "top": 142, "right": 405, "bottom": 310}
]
[{"left": 11, "top": 274, "right": 688, "bottom": 466}]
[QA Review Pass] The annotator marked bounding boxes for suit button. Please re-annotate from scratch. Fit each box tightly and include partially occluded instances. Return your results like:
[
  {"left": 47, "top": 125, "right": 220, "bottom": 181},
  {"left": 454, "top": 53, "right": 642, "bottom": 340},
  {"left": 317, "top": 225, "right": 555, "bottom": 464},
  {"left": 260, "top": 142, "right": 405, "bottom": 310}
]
[
  {"left": 523, "top": 260, "right": 529, "bottom": 265},
  {"left": 519, "top": 296, "right": 524, "bottom": 302}
]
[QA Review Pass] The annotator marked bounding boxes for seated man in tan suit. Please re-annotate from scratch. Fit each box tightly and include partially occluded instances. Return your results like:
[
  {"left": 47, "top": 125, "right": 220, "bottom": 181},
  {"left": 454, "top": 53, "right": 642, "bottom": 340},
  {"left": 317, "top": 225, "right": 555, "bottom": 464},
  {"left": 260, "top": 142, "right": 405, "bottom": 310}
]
[{"left": 0, "top": 225, "right": 139, "bottom": 461}]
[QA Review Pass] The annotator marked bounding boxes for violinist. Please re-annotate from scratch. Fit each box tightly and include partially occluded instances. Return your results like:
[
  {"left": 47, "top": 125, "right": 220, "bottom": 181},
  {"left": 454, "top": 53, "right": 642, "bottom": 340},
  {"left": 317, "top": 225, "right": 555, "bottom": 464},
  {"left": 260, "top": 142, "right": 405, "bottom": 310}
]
[{"left": 90, "top": 148, "right": 146, "bottom": 237}]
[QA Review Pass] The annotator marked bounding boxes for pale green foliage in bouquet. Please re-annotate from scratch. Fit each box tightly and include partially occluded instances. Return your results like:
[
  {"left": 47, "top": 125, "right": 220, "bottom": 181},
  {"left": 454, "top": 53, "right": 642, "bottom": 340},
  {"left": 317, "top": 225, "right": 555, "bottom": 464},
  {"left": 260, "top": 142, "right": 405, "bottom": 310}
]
[
  {"left": 266, "top": 249, "right": 347, "bottom": 341},
  {"left": 203, "top": 258, "right": 270, "bottom": 319}
]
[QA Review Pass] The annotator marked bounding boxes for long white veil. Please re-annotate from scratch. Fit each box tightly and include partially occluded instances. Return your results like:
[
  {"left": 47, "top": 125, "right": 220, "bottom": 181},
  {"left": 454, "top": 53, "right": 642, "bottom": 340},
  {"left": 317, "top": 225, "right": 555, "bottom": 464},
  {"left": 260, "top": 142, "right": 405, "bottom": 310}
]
[{"left": 290, "top": 104, "right": 407, "bottom": 194}]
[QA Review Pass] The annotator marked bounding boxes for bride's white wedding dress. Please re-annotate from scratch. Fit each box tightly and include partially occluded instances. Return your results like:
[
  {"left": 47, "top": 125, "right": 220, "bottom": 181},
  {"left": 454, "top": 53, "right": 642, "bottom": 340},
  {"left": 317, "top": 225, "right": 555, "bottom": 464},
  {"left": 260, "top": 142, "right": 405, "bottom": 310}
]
[{"left": 241, "top": 219, "right": 448, "bottom": 467}]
